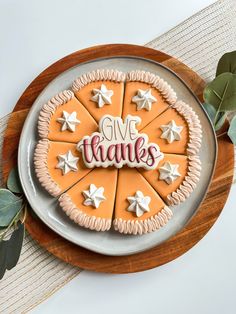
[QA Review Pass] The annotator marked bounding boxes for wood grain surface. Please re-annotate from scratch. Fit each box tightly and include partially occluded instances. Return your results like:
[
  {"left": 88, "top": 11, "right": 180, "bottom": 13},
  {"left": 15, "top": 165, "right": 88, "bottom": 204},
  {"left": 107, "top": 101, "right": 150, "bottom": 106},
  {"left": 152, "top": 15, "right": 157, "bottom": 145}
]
[{"left": 2, "top": 44, "right": 234, "bottom": 273}]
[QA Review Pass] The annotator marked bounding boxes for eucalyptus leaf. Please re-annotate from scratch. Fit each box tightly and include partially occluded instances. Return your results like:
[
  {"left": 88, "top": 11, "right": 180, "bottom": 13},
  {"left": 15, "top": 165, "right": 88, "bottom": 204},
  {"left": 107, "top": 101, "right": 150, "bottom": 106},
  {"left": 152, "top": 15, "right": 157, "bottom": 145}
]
[
  {"left": 216, "top": 51, "right": 236, "bottom": 76},
  {"left": 7, "top": 167, "right": 23, "bottom": 194},
  {"left": 215, "top": 112, "right": 227, "bottom": 131},
  {"left": 228, "top": 115, "right": 236, "bottom": 144},
  {"left": 6, "top": 223, "right": 25, "bottom": 270},
  {"left": 203, "top": 103, "right": 216, "bottom": 123},
  {"left": 203, "top": 73, "right": 236, "bottom": 112},
  {"left": 0, "top": 241, "right": 7, "bottom": 280},
  {"left": 0, "top": 223, "right": 25, "bottom": 280},
  {"left": 0, "top": 189, "right": 23, "bottom": 227}
]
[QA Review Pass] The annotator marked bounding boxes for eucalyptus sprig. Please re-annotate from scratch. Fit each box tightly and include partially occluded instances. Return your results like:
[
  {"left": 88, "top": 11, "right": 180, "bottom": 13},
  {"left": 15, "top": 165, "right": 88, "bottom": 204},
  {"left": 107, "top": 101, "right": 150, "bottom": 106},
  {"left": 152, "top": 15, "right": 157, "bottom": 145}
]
[
  {"left": 203, "top": 51, "right": 236, "bottom": 142},
  {"left": 0, "top": 167, "right": 26, "bottom": 280}
]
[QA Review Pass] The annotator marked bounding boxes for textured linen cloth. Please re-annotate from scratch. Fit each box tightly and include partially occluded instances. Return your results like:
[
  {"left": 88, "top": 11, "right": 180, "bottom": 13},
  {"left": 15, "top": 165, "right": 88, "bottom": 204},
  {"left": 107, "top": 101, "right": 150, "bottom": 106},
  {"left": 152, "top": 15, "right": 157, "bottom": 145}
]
[{"left": 0, "top": 0, "right": 236, "bottom": 312}]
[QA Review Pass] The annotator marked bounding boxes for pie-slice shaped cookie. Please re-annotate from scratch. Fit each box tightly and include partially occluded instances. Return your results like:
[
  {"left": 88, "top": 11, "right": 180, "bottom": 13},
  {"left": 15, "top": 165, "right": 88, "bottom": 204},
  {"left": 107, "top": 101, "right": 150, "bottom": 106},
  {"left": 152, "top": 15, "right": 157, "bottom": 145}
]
[
  {"left": 141, "top": 101, "right": 202, "bottom": 155},
  {"left": 59, "top": 167, "right": 118, "bottom": 231},
  {"left": 138, "top": 154, "right": 201, "bottom": 206},
  {"left": 72, "top": 69, "right": 125, "bottom": 123},
  {"left": 34, "top": 139, "right": 92, "bottom": 197},
  {"left": 38, "top": 90, "right": 98, "bottom": 143},
  {"left": 122, "top": 70, "right": 177, "bottom": 130},
  {"left": 113, "top": 168, "right": 172, "bottom": 235}
]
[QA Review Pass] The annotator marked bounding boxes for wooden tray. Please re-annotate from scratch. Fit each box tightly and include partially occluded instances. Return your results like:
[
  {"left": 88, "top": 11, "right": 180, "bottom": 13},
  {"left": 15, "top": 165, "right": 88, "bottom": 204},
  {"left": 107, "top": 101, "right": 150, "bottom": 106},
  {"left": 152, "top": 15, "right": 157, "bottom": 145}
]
[{"left": 2, "top": 44, "right": 234, "bottom": 273}]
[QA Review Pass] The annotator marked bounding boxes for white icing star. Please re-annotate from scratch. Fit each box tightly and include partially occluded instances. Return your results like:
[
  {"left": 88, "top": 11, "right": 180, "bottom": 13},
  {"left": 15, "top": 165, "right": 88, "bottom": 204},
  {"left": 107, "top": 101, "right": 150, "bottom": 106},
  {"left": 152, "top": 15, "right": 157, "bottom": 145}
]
[
  {"left": 82, "top": 184, "right": 106, "bottom": 208},
  {"left": 132, "top": 89, "right": 157, "bottom": 111},
  {"left": 91, "top": 84, "right": 113, "bottom": 108},
  {"left": 158, "top": 162, "right": 181, "bottom": 184},
  {"left": 127, "top": 191, "right": 151, "bottom": 217},
  {"left": 56, "top": 150, "right": 79, "bottom": 175},
  {"left": 56, "top": 111, "right": 80, "bottom": 132},
  {"left": 160, "top": 120, "right": 183, "bottom": 144}
]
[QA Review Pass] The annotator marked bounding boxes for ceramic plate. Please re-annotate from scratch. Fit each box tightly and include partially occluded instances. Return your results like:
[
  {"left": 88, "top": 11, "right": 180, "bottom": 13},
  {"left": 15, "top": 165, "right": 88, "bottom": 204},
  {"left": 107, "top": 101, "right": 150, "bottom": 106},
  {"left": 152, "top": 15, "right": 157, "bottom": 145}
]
[{"left": 18, "top": 56, "right": 217, "bottom": 256}]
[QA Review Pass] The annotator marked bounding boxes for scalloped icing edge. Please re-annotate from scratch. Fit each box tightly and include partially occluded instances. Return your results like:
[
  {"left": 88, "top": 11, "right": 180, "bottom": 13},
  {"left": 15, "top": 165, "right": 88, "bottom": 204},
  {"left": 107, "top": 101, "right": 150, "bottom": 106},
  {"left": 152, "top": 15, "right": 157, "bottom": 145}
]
[
  {"left": 172, "top": 100, "right": 202, "bottom": 155},
  {"left": 38, "top": 90, "right": 74, "bottom": 138},
  {"left": 166, "top": 155, "right": 201, "bottom": 206},
  {"left": 72, "top": 69, "right": 126, "bottom": 92},
  {"left": 34, "top": 138, "right": 62, "bottom": 197},
  {"left": 113, "top": 206, "right": 173, "bottom": 235},
  {"left": 163, "top": 100, "right": 202, "bottom": 206},
  {"left": 126, "top": 70, "right": 177, "bottom": 105},
  {"left": 59, "top": 192, "right": 111, "bottom": 231}
]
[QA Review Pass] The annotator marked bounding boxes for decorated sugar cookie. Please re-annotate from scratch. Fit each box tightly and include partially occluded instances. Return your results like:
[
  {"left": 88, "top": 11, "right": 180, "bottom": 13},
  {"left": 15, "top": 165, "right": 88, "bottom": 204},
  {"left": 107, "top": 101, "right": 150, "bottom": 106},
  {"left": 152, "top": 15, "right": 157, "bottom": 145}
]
[
  {"left": 122, "top": 70, "right": 177, "bottom": 130},
  {"left": 59, "top": 168, "right": 117, "bottom": 231},
  {"left": 72, "top": 69, "right": 125, "bottom": 123},
  {"left": 38, "top": 90, "right": 97, "bottom": 143},
  {"left": 114, "top": 168, "right": 172, "bottom": 235},
  {"left": 34, "top": 69, "right": 202, "bottom": 235},
  {"left": 34, "top": 139, "right": 92, "bottom": 197}
]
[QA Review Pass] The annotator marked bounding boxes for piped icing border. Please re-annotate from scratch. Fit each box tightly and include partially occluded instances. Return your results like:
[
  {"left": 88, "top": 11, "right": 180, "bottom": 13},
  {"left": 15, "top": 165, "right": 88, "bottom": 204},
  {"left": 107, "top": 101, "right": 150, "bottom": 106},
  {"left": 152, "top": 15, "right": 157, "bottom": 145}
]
[
  {"left": 34, "top": 139, "right": 62, "bottom": 197},
  {"left": 126, "top": 70, "right": 177, "bottom": 105},
  {"left": 38, "top": 90, "right": 74, "bottom": 138},
  {"left": 166, "top": 155, "right": 201, "bottom": 206},
  {"left": 72, "top": 69, "right": 126, "bottom": 92},
  {"left": 113, "top": 206, "right": 173, "bottom": 235},
  {"left": 59, "top": 193, "right": 111, "bottom": 231},
  {"left": 172, "top": 100, "right": 202, "bottom": 155}
]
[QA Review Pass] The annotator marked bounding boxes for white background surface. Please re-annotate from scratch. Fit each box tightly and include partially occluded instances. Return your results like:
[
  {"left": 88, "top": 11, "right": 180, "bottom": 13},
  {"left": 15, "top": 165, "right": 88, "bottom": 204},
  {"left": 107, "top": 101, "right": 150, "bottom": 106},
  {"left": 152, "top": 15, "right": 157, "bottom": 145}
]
[{"left": 2, "top": 1, "right": 236, "bottom": 314}]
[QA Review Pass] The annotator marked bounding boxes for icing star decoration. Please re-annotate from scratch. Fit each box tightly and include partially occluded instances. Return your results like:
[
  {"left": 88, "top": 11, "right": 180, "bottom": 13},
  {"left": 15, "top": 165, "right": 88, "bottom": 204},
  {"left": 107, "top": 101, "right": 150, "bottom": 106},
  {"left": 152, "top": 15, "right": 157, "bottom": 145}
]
[
  {"left": 132, "top": 89, "right": 157, "bottom": 111},
  {"left": 158, "top": 161, "right": 181, "bottom": 184},
  {"left": 91, "top": 84, "right": 113, "bottom": 108},
  {"left": 56, "top": 111, "right": 80, "bottom": 132},
  {"left": 56, "top": 150, "right": 79, "bottom": 175},
  {"left": 127, "top": 191, "right": 150, "bottom": 217},
  {"left": 82, "top": 184, "right": 106, "bottom": 208},
  {"left": 160, "top": 120, "right": 183, "bottom": 144}
]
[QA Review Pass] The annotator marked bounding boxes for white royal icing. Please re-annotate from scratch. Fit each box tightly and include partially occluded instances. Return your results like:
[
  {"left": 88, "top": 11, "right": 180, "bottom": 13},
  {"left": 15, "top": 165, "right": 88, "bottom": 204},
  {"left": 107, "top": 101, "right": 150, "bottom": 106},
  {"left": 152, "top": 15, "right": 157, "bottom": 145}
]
[
  {"left": 132, "top": 89, "right": 157, "bottom": 111},
  {"left": 127, "top": 191, "right": 151, "bottom": 217},
  {"left": 56, "top": 111, "right": 80, "bottom": 132},
  {"left": 91, "top": 84, "right": 113, "bottom": 108},
  {"left": 158, "top": 161, "right": 181, "bottom": 184},
  {"left": 82, "top": 184, "right": 106, "bottom": 208},
  {"left": 77, "top": 115, "right": 164, "bottom": 170},
  {"left": 160, "top": 120, "right": 183, "bottom": 144},
  {"left": 56, "top": 150, "right": 79, "bottom": 175}
]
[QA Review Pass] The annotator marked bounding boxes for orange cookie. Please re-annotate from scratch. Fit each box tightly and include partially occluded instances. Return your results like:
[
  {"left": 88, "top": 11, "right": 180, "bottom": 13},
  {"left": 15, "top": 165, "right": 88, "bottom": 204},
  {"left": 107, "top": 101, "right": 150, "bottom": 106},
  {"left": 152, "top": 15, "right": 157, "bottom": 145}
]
[
  {"left": 141, "top": 102, "right": 202, "bottom": 155},
  {"left": 72, "top": 69, "right": 125, "bottom": 123},
  {"left": 38, "top": 90, "right": 98, "bottom": 143},
  {"left": 34, "top": 139, "right": 92, "bottom": 197},
  {"left": 59, "top": 167, "right": 118, "bottom": 231},
  {"left": 122, "top": 70, "right": 177, "bottom": 130},
  {"left": 138, "top": 154, "right": 201, "bottom": 205},
  {"left": 113, "top": 168, "right": 172, "bottom": 235}
]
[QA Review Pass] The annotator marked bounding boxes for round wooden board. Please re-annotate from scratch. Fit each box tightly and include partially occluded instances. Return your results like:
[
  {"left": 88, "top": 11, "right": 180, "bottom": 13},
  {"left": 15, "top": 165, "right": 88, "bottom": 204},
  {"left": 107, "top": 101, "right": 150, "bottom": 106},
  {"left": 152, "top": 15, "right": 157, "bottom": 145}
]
[{"left": 2, "top": 44, "right": 234, "bottom": 273}]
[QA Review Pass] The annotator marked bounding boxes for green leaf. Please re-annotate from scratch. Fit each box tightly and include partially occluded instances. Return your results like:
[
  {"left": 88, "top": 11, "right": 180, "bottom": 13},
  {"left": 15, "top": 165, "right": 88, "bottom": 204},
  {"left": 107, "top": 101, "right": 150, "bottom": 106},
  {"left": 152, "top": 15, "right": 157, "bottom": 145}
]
[
  {"left": 0, "top": 189, "right": 23, "bottom": 227},
  {"left": 203, "top": 103, "right": 216, "bottom": 123},
  {"left": 203, "top": 103, "right": 227, "bottom": 131},
  {"left": 6, "top": 223, "right": 25, "bottom": 270},
  {"left": 216, "top": 51, "right": 236, "bottom": 76},
  {"left": 215, "top": 112, "right": 227, "bottom": 131},
  {"left": 0, "top": 241, "right": 7, "bottom": 279},
  {"left": 0, "top": 223, "right": 25, "bottom": 280},
  {"left": 228, "top": 115, "right": 236, "bottom": 144},
  {"left": 203, "top": 73, "right": 236, "bottom": 112},
  {"left": 7, "top": 167, "right": 23, "bottom": 194}
]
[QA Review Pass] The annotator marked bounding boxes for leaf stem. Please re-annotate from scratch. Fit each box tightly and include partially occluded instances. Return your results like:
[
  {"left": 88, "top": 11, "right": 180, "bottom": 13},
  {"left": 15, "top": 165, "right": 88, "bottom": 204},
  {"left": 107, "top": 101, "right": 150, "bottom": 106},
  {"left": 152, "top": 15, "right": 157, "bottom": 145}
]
[
  {"left": 0, "top": 207, "right": 23, "bottom": 241},
  {"left": 214, "top": 81, "right": 229, "bottom": 126}
]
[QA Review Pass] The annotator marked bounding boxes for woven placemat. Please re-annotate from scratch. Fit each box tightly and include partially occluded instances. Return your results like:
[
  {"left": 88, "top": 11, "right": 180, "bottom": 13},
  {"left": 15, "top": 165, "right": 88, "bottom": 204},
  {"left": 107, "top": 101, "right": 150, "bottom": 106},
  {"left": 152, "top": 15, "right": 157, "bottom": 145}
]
[{"left": 0, "top": 0, "right": 235, "bottom": 312}]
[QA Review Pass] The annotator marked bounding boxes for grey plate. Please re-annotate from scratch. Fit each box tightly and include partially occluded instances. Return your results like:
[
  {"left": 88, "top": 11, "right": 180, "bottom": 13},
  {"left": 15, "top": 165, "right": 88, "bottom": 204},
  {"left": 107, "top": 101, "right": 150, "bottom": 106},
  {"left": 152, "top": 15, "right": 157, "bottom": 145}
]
[{"left": 18, "top": 56, "right": 217, "bottom": 256}]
